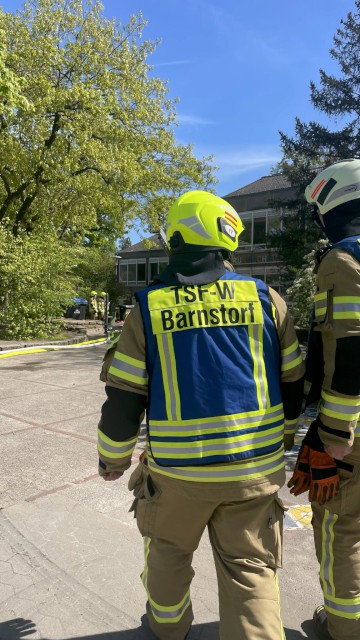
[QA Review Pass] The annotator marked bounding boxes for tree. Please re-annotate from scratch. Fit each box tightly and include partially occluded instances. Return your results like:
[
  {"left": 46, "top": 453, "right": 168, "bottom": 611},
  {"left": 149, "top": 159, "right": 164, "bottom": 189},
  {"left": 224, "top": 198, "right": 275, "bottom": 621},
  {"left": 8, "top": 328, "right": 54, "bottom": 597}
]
[
  {"left": 269, "top": 1, "right": 360, "bottom": 278},
  {"left": 0, "top": 224, "right": 78, "bottom": 339},
  {"left": 0, "top": 0, "right": 215, "bottom": 239},
  {"left": 285, "top": 240, "right": 327, "bottom": 327}
]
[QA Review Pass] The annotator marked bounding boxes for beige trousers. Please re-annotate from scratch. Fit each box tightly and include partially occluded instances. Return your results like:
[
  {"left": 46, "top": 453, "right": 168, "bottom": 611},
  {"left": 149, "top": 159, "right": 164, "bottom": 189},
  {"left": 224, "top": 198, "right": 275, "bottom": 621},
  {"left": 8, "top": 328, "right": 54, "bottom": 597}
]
[
  {"left": 129, "top": 461, "right": 285, "bottom": 640},
  {"left": 312, "top": 463, "right": 360, "bottom": 640}
]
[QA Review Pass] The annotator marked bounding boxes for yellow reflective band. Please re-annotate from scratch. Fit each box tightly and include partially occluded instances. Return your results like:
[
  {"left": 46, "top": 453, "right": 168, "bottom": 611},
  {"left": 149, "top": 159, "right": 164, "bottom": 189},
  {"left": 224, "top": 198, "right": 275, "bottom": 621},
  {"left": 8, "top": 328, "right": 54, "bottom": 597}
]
[
  {"left": 142, "top": 536, "right": 190, "bottom": 623},
  {"left": 149, "top": 403, "right": 284, "bottom": 436},
  {"left": 281, "top": 340, "right": 303, "bottom": 372},
  {"left": 109, "top": 351, "right": 148, "bottom": 386},
  {"left": 281, "top": 341, "right": 300, "bottom": 357},
  {"left": 157, "top": 333, "right": 181, "bottom": 421},
  {"left": 320, "top": 391, "right": 360, "bottom": 421},
  {"left": 320, "top": 509, "right": 337, "bottom": 600},
  {"left": 148, "top": 447, "right": 285, "bottom": 482},
  {"left": 148, "top": 280, "right": 264, "bottom": 334},
  {"left": 322, "top": 391, "right": 359, "bottom": 406},
  {"left": 284, "top": 418, "right": 297, "bottom": 435},
  {"left": 315, "top": 292, "right": 327, "bottom": 301},
  {"left": 274, "top": 573, "right": 285, "bottom": 640},
  {"left": 248, "top": 323, "right": 269, "bottom": 410},
  {"left": 97, "top": 430, "right": 138, "bottom": 459}
]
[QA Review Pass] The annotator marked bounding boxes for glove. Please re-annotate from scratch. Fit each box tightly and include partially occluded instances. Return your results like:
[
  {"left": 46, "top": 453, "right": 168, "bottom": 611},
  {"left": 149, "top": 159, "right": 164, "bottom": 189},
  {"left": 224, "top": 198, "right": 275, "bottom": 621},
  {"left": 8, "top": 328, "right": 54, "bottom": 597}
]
[
  {"left": 287, "top": 441, "right": 311, "bottom": 496},
  {"left": 307, "top": 447, "right": 340, "bottom": 505},
  {"left": 287, "top": 419, "right": 340, "bottom": 505}
]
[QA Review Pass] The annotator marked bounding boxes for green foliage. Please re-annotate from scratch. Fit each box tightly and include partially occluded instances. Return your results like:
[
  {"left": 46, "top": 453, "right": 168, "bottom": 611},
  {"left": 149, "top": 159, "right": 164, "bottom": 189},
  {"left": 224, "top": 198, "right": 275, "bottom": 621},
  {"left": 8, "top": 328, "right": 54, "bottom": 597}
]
[
  {"left": 0, "top": 224, "right": 78, "bottom": 339},
  {"left": 74, "top": 244, "right": 120, "bottom": 302},
  {"left": 286, "top": 240, "right": 328, "bottom": 327},
  {"left": 269, "top": 1, "right": 360, "bottom": 280},
  {"left": 0, "top": 0, "right": 216, "bottom": 239}
]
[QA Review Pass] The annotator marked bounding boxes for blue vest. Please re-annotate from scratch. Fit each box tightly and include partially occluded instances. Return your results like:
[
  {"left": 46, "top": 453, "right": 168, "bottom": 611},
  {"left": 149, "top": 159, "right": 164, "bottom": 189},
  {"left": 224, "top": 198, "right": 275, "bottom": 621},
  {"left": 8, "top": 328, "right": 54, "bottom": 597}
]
[
  {"left": 136, "top": 271, "right": 284, "bottom": 467},
  {"left": 333, "top": 235, "right": 360, "bottom": 264}
]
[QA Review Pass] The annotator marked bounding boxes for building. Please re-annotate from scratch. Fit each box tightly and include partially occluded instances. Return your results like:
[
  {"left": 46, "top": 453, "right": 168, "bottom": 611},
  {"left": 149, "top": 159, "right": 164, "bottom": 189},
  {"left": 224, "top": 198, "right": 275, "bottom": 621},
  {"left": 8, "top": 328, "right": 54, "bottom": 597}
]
[{"left": 116, "top": 173, "right": 295, "bottom": 302}]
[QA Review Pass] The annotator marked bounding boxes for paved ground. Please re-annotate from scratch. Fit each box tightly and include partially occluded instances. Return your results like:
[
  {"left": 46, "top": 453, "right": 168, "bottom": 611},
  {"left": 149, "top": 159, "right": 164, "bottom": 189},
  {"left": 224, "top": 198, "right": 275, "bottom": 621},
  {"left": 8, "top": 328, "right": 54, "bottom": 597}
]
[{"left": 0, "top": 345, "right": 322, "bottom": 640}]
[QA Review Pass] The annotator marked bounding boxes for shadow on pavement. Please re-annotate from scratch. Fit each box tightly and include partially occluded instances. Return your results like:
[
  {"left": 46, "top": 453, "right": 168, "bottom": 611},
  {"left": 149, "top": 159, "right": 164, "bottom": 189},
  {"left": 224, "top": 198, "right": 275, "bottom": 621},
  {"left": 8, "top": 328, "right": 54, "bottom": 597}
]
[{"left": 0, "top": 617, "right": 317, "bottom": 640}]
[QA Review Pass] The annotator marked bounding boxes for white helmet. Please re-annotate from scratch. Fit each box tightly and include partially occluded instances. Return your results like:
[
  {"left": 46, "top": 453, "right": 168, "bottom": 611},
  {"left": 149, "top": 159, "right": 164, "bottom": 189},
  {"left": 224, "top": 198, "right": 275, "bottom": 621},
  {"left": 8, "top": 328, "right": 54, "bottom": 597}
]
[{"left": 305, "top": 159, "right": 360, "bottom": 216}]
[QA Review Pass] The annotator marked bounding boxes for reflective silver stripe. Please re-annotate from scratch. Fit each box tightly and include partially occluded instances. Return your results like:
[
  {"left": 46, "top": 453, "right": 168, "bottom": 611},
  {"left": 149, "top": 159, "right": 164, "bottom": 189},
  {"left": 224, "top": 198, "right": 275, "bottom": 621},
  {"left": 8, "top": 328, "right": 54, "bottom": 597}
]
[
  {"left": 110, "top": 354, "right": 147, "bottom": 380},
  {"left": 148, "top": 593, "right": 191, "bottom": 621},
  {"left": 158, "top": 333, "right": 179, "bottom": 421},
  {"left": 178, "top": 215, "right": 212, "bottom": 238},
  {"left": 321, "top": 400, "right": 359, "bottom": 415},
  {"left": 98, "top": 432, "right": 137, "bottom": 456},
  {"left": 150, "top": 405, "right": 284, "bottom": 433},
  {"left": 148, "top": 448, "right": 284, "bottom": 481},
  {"left": 333, "top": 302, "right": 360, "bottom": 313},
  {"left": 281, "top": 346, "right": 302, "bottom": 366},
  {"left": 151, "top": 426, "right": 283, "bottom": 456},
  {"left": 324, "top": 597, "right": 360, "bottom": 616},
  {"left": 322, "top": 510, "right": 336, "bottom": 598},
  {"left": 252, "top": 323, "right": 267, "bottom": 408},
  {"left": 142, "top": 536, "right": 190, "bottom": 623}
]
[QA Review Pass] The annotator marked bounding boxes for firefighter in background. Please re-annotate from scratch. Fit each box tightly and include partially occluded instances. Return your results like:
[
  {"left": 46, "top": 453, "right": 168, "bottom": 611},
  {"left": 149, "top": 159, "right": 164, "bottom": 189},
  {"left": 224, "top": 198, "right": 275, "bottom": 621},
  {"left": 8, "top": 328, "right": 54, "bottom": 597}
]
[
  {"left": 97, "top": 190, "right": 305, "bottom": 640},
  {"left": 288, "top": 159, "right": 360, "bottom": 640},
  {"left": 89, "top": 291, "right": 98, "bottom": 320},
  {"left": 97, "top": 292, "right": 106, "bottom": 322}
]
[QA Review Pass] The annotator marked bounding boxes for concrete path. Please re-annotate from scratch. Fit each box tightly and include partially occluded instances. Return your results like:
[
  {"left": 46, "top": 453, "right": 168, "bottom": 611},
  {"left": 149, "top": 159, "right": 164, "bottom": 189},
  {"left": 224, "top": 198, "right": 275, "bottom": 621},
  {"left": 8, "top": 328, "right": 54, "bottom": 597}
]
[{"left": 0, "top": 346, "right": 321, "bottom": 640}]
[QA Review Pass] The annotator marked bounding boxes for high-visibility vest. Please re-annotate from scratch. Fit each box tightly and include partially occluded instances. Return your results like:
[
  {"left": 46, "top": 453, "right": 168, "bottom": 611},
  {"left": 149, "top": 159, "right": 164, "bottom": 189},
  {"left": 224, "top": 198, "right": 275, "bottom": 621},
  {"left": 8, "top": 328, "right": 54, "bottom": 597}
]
[{"left": 136, "top": 271, "right": 284, "bottom": 467}]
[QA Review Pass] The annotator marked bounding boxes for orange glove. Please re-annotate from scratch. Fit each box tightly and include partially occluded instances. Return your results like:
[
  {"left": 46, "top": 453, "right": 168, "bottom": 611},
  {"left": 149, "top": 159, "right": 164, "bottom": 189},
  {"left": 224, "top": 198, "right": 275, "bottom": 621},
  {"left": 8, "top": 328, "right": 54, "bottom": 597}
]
[
  {"left": 287, "top": 419, "right": 340, "bottom": 505},
  {"left": 287, "top": 443, "right": 311, "bottom": 496},
  {"left": 307, "top": 448, "right": 340, "bottom": 505}
]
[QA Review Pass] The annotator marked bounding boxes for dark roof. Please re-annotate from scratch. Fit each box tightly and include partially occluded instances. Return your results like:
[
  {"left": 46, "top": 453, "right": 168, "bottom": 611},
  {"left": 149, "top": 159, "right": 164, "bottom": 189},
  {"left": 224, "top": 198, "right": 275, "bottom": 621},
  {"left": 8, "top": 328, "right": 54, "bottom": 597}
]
[
  {"left": 223, "top": 174, "right": 291, "bottom": 198},
  {"left": 118, "top": 233, "right": 163, "bottom": 254}
]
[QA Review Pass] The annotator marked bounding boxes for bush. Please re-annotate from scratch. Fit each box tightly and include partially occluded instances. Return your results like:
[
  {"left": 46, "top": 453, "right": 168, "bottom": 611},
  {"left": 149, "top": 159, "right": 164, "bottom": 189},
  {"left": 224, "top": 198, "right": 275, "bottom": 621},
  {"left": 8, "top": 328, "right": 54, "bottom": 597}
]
[
  {"left": 286, "top": 240, "right": 327, "bottom": 327},
  {"left": 0, "top": 225, "right": 78, "bottom": 339}
]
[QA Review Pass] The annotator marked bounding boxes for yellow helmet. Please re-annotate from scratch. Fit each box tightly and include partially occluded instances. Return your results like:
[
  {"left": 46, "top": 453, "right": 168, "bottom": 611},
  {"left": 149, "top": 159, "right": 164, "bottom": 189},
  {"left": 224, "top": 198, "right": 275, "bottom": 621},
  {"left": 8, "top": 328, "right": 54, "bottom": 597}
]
[
  {"left": 90, "top": 290, "right": 97, "bottom": 295},
  {"left": 166, "top": 190, "right": 244, "bottom": 252},
  {"left": 305, "top": 159, "right": 360, "bottom": 216},
  {"left": 100, "top": 291, "right": 106, "bottom": 297}
]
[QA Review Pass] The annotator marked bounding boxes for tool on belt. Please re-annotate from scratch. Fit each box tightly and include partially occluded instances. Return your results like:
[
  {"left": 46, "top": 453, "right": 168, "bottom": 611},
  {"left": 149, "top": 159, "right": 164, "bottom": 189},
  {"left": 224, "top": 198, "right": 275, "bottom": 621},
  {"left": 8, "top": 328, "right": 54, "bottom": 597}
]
[{"left": 287, "top": 419, "right": 340, "bottom": 505}]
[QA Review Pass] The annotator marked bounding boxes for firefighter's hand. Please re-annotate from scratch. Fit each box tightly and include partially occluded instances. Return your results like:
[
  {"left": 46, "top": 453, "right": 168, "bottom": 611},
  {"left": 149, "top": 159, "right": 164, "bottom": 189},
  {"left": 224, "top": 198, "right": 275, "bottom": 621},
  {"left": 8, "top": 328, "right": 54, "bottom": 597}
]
[
  {"left": 324, "top": 444, "right": 353, "bottom": 461},
  {"left": 102, "top": 471, "right": 124, "bottom": 481}
]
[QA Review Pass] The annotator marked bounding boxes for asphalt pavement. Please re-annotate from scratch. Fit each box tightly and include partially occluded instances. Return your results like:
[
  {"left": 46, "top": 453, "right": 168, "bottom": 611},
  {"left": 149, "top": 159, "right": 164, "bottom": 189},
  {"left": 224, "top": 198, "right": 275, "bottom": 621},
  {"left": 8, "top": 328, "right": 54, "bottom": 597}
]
[{"left": 0, "top": 344, "right": 322, "bottom": 640}]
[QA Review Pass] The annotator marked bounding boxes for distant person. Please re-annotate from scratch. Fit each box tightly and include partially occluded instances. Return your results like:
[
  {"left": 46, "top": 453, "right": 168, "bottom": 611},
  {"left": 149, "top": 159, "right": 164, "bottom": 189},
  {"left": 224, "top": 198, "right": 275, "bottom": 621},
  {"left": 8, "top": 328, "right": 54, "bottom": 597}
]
[
  {"left": 288, "top": 159, "right": 360, "bottom": 640},
  {"left": 98, "top": 190, "right": 304, "bottom": 640},
  {"left": 97, "top": 292, "right": 107, "bottom": 322},
  {"left": 89, "top": 291, "right": 98, "bottom": 320}
]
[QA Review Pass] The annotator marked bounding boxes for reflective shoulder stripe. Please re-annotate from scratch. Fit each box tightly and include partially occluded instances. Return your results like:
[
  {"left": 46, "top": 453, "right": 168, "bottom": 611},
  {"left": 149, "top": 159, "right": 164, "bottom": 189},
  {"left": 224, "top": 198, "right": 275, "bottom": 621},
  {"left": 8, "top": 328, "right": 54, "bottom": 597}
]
[{"left": 108, "top": 351, "right": 148, "bottom": 386}]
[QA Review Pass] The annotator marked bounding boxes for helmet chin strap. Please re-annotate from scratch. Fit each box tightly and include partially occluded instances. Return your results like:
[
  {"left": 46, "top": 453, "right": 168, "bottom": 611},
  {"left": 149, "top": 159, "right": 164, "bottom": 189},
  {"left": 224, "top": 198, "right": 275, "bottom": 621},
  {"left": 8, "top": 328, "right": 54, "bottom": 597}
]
[{"left": 311, "top": 206, "right": 325, "bottom": 230}]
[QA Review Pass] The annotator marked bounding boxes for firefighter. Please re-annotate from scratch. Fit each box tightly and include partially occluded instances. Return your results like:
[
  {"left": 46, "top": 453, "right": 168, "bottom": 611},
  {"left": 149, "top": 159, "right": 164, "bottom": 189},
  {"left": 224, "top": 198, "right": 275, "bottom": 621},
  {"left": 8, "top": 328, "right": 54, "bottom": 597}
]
[
  {"left": 89, "top": 291, "right": 98, "bottom": 320},
  {"left": 97, "top": 291, "right": 106, "bottom": 321},
  {"left": 288, "top": 159, "right": 360, "bottom": 640},
  {"left": 97, "top": 190, "right": 305, "bottom": 640}
]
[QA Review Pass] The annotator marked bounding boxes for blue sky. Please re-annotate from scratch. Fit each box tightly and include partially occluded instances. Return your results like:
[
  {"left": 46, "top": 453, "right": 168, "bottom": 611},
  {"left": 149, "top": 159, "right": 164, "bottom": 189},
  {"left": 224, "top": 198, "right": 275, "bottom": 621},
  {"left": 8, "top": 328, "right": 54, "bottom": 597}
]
[{"left": 0, "top": 0, "right": 355, "bottom": 238}]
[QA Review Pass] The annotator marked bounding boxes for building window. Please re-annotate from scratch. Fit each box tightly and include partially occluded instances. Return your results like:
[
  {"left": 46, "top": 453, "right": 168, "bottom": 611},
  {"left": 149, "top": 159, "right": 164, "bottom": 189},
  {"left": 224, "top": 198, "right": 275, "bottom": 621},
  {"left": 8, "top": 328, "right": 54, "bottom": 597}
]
[
  {"left": 118, "top": 259, "right": 146, "bottom": 285},
  {"left": 149, "top": 258, "right": 168, "bottom": 282},
  {"left": 253, "top": 216, "right": 266, "bottom": 245}
]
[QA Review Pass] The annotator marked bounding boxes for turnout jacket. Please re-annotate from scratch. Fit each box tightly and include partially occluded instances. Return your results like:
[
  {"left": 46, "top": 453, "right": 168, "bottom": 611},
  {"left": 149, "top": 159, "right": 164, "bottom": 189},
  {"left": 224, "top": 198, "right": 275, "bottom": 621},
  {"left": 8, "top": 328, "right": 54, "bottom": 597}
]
[
  {"left": 305, "top": 236, "right": 360, "bottom": 464},
  {"left": 98, "top": 271, "right": 304, "bottom": 489}
]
